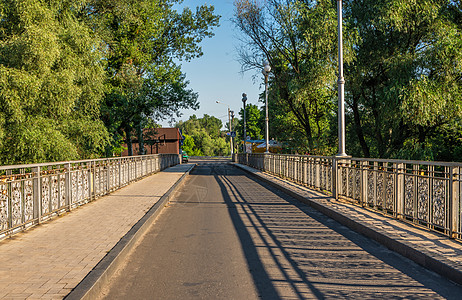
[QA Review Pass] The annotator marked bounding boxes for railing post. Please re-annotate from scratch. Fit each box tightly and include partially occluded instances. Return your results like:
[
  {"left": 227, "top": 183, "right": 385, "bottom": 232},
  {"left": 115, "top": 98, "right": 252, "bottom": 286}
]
[
  {"left": 65, "top": 163, "right": 71, "bottom": 210},
  {"left": 396, "top": 163, "right": 405, "bottom": 219},
  {"left": 106, "top": 159, "right": 110, "bottom": 192},
  {"left": 315, "top": 158, "right": 321, "bottom": 189},
  {"left": 134, "top": 158, "right": 137, "bottom": 180},
  {"left": 361, "top": 161, "right": 368, "bottom": 206},
  {"left": 450, "top": 166, "right": 459, "bottom": 238},
  {"left": 89, "top": 161, "right": 93, "bottom": 200},
  {"left": 33, "top": 166, "right": 42, "bottom": 223},
  {"left": 118, "top": 159, "right": 122, "bottom": 188},
  {"left": 333, "top": 157, "right": 339, "bottom": 199}
]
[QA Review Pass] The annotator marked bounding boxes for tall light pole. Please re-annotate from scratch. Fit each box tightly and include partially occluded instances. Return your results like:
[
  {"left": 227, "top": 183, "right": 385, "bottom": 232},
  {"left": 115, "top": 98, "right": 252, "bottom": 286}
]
[
  {"left": 216, "top": 100, "right": 233, "bottom": 155},
  {"left": 337, "top": 0, "right": 347, "bottom": 157},
  {"left": 230, "top": 110, "right": 235, "bottom": 154},
  {"left": 262, "top": 60, "right": 271, "bottom": 153},
  {"left": 242, "top": 93, "right": 247, "bottom": 153}
]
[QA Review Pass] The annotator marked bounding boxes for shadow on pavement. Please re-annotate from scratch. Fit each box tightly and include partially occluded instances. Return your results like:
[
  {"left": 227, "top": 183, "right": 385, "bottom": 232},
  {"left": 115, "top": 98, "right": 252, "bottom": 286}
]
[{"left": 212, "top": 164, "right": 462, "bottom": 299}]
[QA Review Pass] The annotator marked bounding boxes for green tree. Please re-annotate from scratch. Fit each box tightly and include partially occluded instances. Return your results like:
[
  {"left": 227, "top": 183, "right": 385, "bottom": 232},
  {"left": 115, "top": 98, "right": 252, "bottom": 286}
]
[
  {"left": 182, "top": 134, "right": 202, "bottom": 156},
  {"left": 91, "top": 0, "right": 219, "bottom": 155},
  {"left": 233, "top": 0, "right": 347, "bottom": 154},
  {"left": 236, "top": 104, "right": 263, "bottom": 140},
  {"left": 0, "top": 0, "right": 109, "bottom": 164},
  {"left": 176, "top": 115, "right": 230, "bottom": 156},
  {"left": 345, "top": 0, "right": 462, "bottom": 160}
]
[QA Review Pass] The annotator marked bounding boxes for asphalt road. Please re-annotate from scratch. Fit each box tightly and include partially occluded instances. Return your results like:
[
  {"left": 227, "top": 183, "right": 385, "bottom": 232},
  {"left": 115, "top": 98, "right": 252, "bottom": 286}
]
[{"left": 98, "top": 160, "right": 462, "bottom": 299}]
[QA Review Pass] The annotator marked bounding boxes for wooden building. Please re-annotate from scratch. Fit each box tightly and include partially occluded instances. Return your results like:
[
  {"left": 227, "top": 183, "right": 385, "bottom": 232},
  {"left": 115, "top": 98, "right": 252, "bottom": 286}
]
[{"left": 121, "top": 128, "right": 183, "bottom": 156}]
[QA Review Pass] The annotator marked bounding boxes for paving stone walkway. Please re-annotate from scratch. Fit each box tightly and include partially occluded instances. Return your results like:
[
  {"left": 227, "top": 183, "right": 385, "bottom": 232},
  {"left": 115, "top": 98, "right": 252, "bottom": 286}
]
[
  {"left": 0, "top": 164, "right": 192, "bottom": 299},
  {"left": 235, "top": 163, "right": 462, "bottom": 285}
]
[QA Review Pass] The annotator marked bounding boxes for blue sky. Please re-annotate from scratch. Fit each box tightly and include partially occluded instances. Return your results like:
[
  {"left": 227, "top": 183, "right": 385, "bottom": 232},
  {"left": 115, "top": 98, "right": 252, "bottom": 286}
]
[{"left": 161, "top": 0, "right": 263, "bottom": 127}]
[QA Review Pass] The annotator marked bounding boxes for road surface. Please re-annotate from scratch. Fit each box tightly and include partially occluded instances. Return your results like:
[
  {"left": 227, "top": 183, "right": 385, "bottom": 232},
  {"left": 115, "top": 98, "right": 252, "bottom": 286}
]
[{"left": 98, "top": 160, "right": 462, "bottom": 299}]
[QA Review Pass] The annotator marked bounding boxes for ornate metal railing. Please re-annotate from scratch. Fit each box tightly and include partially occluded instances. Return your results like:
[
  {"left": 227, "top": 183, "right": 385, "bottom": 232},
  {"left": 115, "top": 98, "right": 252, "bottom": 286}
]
[
  {"left": 0, "top": 154, "right": 180, "bottom": 239},
  {"left": 238, "top": 153, "right": 462, "bottom": 240}
]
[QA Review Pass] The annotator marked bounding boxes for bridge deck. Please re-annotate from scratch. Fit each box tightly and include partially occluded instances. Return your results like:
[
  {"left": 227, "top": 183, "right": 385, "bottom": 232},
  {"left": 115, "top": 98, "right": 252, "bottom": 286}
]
[
  {"left": 1, "top": 160, "right": 462, "bottom": 299},
  {"left": 97, "top": 161, "right": 462, "bottom": 299},
  {"left": 0, "top": 163, "right": 193, "bottom": 299}
]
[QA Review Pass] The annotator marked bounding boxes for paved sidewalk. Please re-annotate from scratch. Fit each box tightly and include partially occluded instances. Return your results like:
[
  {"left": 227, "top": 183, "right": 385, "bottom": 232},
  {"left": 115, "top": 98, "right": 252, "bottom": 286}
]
[
  {"left": 235, "top": 163, "right": 462, "bottom": 286},
  {"left": 0, "top": 163, "right": 193, "bottom": 299}
]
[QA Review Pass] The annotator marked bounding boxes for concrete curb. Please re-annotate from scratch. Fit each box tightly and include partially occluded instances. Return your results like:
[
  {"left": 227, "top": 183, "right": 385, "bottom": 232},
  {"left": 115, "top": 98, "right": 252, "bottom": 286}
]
[
  {"left": 65, "top": 164, "right": 196, "bottom": 300},
  {"left": 234, "top": 163, "right": 462, "bottom": 286}
]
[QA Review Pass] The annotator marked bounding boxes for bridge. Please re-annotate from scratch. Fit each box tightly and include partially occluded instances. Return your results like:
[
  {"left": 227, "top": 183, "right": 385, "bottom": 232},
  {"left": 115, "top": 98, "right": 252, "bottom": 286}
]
[{"left": 1, "top": 155, "right": 462, "bottom": 299}]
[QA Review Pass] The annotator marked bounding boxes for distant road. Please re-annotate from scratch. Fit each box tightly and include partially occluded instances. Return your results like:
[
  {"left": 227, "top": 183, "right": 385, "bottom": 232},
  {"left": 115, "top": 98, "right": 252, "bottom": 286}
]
[{"left": 98, "top": 162, "right": 462, "bottom": 299}]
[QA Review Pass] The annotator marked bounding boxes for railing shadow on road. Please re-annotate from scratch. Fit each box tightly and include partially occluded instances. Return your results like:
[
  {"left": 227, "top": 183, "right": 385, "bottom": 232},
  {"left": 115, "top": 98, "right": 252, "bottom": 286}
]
[{"left": 213, "top": 165, "right": 462, "bottom": 299}]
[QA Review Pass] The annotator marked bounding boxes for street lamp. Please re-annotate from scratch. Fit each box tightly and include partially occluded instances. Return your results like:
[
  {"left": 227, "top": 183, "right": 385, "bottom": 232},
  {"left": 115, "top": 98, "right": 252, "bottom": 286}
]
[
  {"left": 337, "top": 0, "right": 347, "bottom": 157},
  {"left": 242, "top": 93, "right": 247, "bottom": 153},
  {"left": 216, "top": 100, "right": 233, "bottom": 155},
  {"left": 262, "top": 60, "right": 271, "bottom": 153},
  {"left": 230, "top": 110, "right": 235, "bottom": 154}
]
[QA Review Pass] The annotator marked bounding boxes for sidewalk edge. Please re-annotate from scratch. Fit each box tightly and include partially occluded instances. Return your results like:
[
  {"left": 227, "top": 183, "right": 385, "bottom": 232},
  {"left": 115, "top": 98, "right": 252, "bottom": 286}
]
[
  {"left": 65, "top": 163, "right": 195, "bottom": 300},
  {"left": 234, "top": 163, "right": 462, "bottom": 286}
]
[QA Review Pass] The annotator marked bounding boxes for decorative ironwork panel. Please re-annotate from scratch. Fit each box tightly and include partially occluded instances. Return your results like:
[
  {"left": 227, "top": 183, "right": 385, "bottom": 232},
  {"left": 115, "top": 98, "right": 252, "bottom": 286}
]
[
  {"left": 59, "top": 175, "right": 65, "bottom": 208},
  {"left": 327, "top": 166, "right": 332, "bottom": 192},
  {"left": 95, "top": 168, "right": 100, "bottom": 195},
  {"left": 348, "top": 168, "right": 354, "bottom": 198},
  {"left": 24, "top": 179, "right": 33, "bottom": 222},
  {"left": 377, "top": 172, "right": 384, "bottom": 207},
  {"left": 114, "top": 164, "right": 120, "bottom": 187},
  {"left": 386, "top": 173, "right": 394, "bottom": 210},
  {"left": 109, "top": 164, "right": 114, "bottom": 189},
  {"left": 320, "top": 165, "right": 326, "bottom": 190},
  {"left": 307, "top": 162, "right": 312, "bottom": 186},
  {"left": 11, "top": 181, "right": 22, "bottom": 226},
  {"left": 354, "top": 168, "right": 361, "bottom": 201},
  {"left": 121, "top": 163, "right": 127, "bottom": 185},
  {"left": 130, "top": 161, "right": 135, "bottom": 181},
  {"left": 341, "top": 167, "right": 347, "bottom": 196},
  {"left": 41, "top": 176, "right": 50, "bottom": 214},
  {"left": 83, "top": 169, "right": 89, "bottom": 201},
  {"left": 0, "top": 183, "right": 8, "bottom": 230},
  {"left": 50, "top": 175, "right": 59, "bottom": 211},
  {"left": 417, "top": 177, "right": 429, "bottom": 221},
  {"left": 404, "top": 175, "right": 414, "bottom": 216},
  {"left": 71, "top": 171, "right": 79, "bottom": 204},
  {"left": 136, "top": 161, "right": 141, "bottom": 178},
  {"left": 432, "top": 179, "right": 446, "bottom": 227},
  {"left": 367, "top": 170, "right": 375, "bottom": 205}
]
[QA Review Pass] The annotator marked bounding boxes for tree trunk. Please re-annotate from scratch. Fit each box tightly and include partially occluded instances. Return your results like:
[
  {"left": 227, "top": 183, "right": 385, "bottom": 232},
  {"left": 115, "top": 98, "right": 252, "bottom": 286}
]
[
  {"left": 125, "top": 125, "right": 133, "bottom": 156},
  {"left": 137, "top": 122, "right": 145, "bottom": 155},
  {"left": 352, "top": 96, "right": 370, "bottom": 157},
  {"left": 372, "top": 107, "right": 384, "bottom": 157}
]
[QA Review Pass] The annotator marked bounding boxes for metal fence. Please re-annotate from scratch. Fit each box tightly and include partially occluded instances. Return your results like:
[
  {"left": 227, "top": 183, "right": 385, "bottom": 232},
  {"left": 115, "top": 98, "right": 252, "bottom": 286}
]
[
  {"left": 0, "top": 154, "right": 180, "bottom": 239},
  {"left": 238, "top": 153, "right": 462, "bottom": 240}
]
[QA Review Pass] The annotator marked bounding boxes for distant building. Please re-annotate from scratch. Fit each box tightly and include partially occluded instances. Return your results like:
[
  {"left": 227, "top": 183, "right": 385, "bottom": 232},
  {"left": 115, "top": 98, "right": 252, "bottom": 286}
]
[{"left": 121, "top": 128, "right": 183, "bottom": 156}]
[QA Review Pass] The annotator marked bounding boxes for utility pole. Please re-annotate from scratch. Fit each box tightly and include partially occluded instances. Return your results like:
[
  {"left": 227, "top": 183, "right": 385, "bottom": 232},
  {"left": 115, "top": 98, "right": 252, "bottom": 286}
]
[
  {"left": 337, "top": 0, "right": 347, "bottom": 157},
  {"left": 242, "top": 93, "right": 247, "bottom": 153},
  {"left": 230, "top": 110, "right": 235, "bottom": 155}
]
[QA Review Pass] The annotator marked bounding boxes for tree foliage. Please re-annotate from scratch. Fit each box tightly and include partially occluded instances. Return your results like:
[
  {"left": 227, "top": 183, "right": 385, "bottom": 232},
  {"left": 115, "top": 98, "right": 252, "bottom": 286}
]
[
  {"left": 345, "top": 0, "right": 462, "bottom": 160},
  {"left": 0, "top": 0, "right": 220, "bottom": 164},
  {"left": 233, "top": 0, "right": 349, "bottom": 154},
  {"left": 176, "top": 115, "right": 230, "bottom": 156},
  {"left": 0, "top": 0, "right": 108, "bottom": 164},
  {"left": 236, "top": 103, "right": 263, "bottom": 140},
  {"left": 92, "top": 0, "right": 219, "bottom": 156},
  {"left": 234, "top": 0, "right": 462, "bottom": 161}
]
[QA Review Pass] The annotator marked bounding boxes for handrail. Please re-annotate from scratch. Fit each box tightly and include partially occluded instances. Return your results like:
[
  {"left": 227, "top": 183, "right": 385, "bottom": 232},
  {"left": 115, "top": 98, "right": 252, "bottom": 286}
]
[
  {"left": 238, "top": 153, "right": 462, "bottom": 241},
  {"left": 0, "top": 154, "right": 180, "bottom": 240}
]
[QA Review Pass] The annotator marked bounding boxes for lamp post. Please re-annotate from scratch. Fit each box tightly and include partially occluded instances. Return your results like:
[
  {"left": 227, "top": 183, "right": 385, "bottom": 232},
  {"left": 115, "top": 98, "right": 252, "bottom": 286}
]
[
  {"left": 242, "top": 93, "right": 247, "bottom": 153},
  {"left": 337, "top": 0, "right": 347, "bottom": 157},
  {"left": 216, "top": 100, "right": 233, "bottom": 155},
  {"left": 262, "top": 60, "right": 271, "bottom": 153},
  {"left": 230, "top": 110, "right": 235, "bottom": 155}
]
